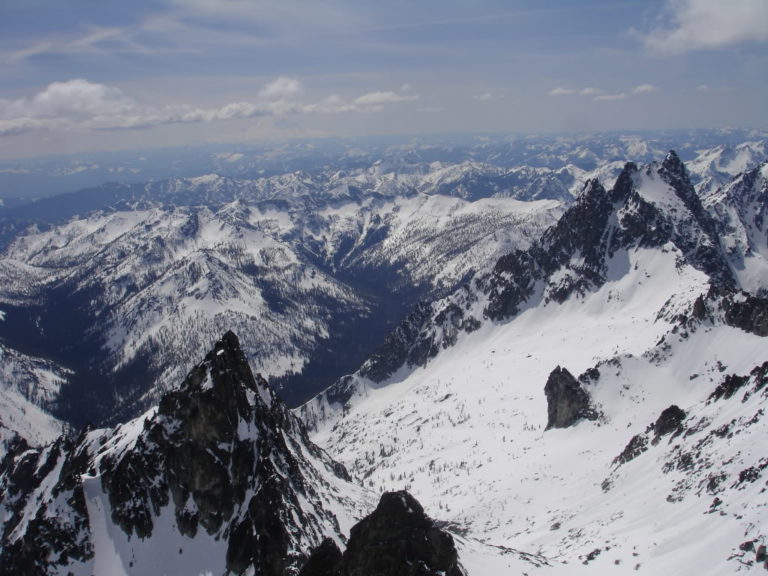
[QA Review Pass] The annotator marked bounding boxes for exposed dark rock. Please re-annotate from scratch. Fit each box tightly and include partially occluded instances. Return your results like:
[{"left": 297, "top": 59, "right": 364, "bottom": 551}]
[
  {"left": 544, "top": 366, "right": 598, "bottom": 429},
  {"left": 300, "top": 491, "right": 466, "bottom": 576},
  {"left": 0, "top": 437, "right": 93, "bottom": 576},
  {"left": 0, "top": 331, "right": 355, "bottom": 576},
  {"left": 686, "top": 287, "right": 768, "bottom": 337},
  {"left": 360, "top": 302, "right": 437, "bottom": 383},
  {"left": 652, "top": 405, "right": 686, "bottom": 444},
  {"left": 578, "top": 367, "right": 601, "bottom": 385},
  {"left": 485, "top": 178, "right": 613, "bottom": 319},
  {"left": 298, "top": 538, "right": 343, "bottom": 576},
  {"left": 709, "top": 362, "right": 768, "bottom": 403},
  {"left": 709, "top": 373, "right": 750, "bottom": 403},
  {"left": 722, "top": 293, "right": 768, "bottom": 336},
  {"left": 613, "top": 405, "right": 686, "bottom": 467},
  {"left": 740, "top": 540, "right": 756, "bottom": 552},
  {"left": 613, "top": 433, "right": 649, "bottom": 466},
  {"left": 757, "top": 544, "right": 767, "bottom": 563}
]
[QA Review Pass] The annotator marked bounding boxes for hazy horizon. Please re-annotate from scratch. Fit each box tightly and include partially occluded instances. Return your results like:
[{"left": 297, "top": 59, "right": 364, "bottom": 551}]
[{"left": 1, "top": 0, "right": 767, "bottom": 160}]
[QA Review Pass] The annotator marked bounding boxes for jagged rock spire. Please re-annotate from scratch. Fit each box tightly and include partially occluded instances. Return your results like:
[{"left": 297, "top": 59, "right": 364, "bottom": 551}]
[{"left": 0, "top": 332, "right": 361, "bottom": 576}]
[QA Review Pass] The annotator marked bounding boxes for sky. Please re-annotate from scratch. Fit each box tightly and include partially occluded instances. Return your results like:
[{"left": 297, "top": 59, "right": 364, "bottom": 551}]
[{"left": 0, "top": 0, "right": 766, "bottom": 159}]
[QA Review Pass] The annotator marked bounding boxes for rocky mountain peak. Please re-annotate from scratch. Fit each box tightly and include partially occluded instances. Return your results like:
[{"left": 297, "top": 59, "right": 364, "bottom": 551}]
[
  {"left": 661, "top": 149, "right": 685, "bottom": 177},
  {"left": 300, "top": 490, "right": 466, "bottom": 576},
  {"left": 302, "top": 153, "right": 756, "bottom": 432},
  {"left": 610, "top": 161, "right": 638, "bottom": 203},
  {"left": 0, "top": 332, "right": 362, "bottom": 576},
  {"left": 544, "top": 366, "right": 599, "bottom": 429},
  {"left": 159, "top": 329, "right": 270, "bottom": 431}
]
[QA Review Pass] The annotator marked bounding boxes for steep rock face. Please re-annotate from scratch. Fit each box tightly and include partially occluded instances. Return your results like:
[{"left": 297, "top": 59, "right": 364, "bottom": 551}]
[
  {"left": 612, "top": 405, "right": 687, "bottom": 467},
  {"left": 299, "top": 491, "right": 465, "bottom": 576},
  {"left": 0, "top": 434, "right": 92, "bottom": 575},
  {"left": 652, "top": 405, "right": 686, "bottom": 441},
  {"left": 686, "top": 286, "right": 768, "bottom": 337},
  {"left": 0, "top": 331, "right": 365, "bottom": 576},
  {"left": 301, "top": 151, "right": 746, "bottom": 431},
  {"left": 544, "top": 366, "right": 599, "bottom": 429},
  {"left": 485, "top": 151, "right": 733, "bottom": 321},
  {"left": 703, "top": 163, "right": 768, "bottom": 296}
]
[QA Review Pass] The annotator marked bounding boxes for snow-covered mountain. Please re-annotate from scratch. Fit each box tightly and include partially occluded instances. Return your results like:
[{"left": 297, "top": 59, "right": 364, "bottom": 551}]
[
  {"left": 0, "top": 204, "right": 372, "bottom": 420},
  {"left": 298, "top": 153, "right": 768, "bottom": 574},
  {"left": 0, "top": 332, "right": 371, "bottom": 576},
  {"left": 0, "top": 340, "right": 67, "bottom": 455},
  {"left": 2, "top": 128, "right": 763, "bottom": 201},
  {"left": 688, "top": 140, "right": 768, "bottom": 198},
  {"left": 0, "top": 169, "right": 561, "bottom": 425},
  {"left": 1, "top": 133, "right": 765, "bottom": 450},
  {"left": 704, "top": 163, "right": 768, "bottom": 295},
  {"left": 1, "top": 136, "right": 768, "bottom": 575},
  {"left": 300, "top": 151, "right": 744, "bottom": 424}
]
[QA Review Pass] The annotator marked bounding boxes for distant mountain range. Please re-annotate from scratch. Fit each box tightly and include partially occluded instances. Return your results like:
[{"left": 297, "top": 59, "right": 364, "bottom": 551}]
[{"left": 0, "top": 130, "right": 767, "bottom": 575}]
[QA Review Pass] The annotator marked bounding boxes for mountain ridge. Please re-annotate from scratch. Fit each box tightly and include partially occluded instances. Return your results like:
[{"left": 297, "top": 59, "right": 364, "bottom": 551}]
[{"left": 0, "top": 331, "right": 369, "bottom": 576}]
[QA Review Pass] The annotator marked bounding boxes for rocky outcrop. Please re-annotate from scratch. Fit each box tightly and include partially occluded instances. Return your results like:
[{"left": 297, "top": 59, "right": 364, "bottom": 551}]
[
  {"left": 611, "top": 404, "right": 687, "bottom": 469},
  {"left": 0, "top": 331, "right": 361, "bottom": 576},
  {"left": 651, "top": 405, "right": 686, "bottom": 444},
  {"left": 298, "top": 538, "right": 344, "bottom": 576},
  {"left": 684, "top": 287, "right": 768, "bottom": 337},
  {"left": 0, "top": 436, "right": 92, "bottom": 576},
  {"left": 299, "top": 491, "right": 466, "bottom": 576},
  {"left": 544, "top": 366, "right": 599, "bottom": 429},
  {"left": 709, "top": 362, "right": 768, "bottom": 403},
  {"left": 722, "top": 293, "right": 768, "bottom": 336}
]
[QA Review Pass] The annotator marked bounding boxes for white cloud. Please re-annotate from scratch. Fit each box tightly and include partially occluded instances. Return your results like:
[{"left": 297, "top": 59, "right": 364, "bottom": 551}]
[
  {"left": 258, "top": 77, "right": 302, "bottom": 99},
  {"left": 548, "top": 87, "right": 576, "bottom": 96},
  {"left": 644, "top": 0, "right": 768, "bottom": 54},
  {"left": 594, "top": 93, "right": 627, "bottom": 101},
  {"left": 548, "top": 87, "right": 602, "bottom": 97},
  {"left": 353, "top": 91, "right": 419, "bottom": 106},
  {"left": 632, "top": 84, "right": 658, "bottom": 95},
  {"left": 302, "top": 95, "right": 357, "bottom": 114},
  {"left": 548, "top": 85, "right": 649, "bottom": 101},
  {"left": 0, "top": 79, "right": 418, "bottom": 137},
  {"left": 3, "top": 79, "right": 134, "bottom": 120},
  {"left": 0, "top": 117, "right": 64, "bottom": 137},
  {"left": 473, "top": 92, "right": 503, "bottom": 101}
]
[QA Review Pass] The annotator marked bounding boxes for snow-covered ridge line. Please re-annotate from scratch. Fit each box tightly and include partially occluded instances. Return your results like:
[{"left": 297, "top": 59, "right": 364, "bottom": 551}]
[
  {"left": 0, "top": 180, "right": 562, "bottom": 423},
  {"left": 296, "top": 150, "right": 768, "bottom": 573},
  {"left": 299, "top": 151, "right": 764, "bottom": 433}
]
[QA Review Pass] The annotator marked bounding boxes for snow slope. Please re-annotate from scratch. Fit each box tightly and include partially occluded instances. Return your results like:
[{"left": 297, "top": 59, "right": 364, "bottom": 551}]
[
  {"left": 0, "top": 341, "right": 67, "bottom": 455},
  {"left": 310, "top": 244, "right": 768, "bottom": 576},
  {"left": 301, "top": 154, "right": 768, "bottom": 574},
  {"left": 0, "top": 190, "right": 559, "bottom": 421}
]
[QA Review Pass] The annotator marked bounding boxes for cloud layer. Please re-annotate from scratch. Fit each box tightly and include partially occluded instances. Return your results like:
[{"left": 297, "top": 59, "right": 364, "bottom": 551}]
[
  {"left": 0, "top": 78, "right": 419, "bottom": 137},
  {"left": 644, "top": 0, "right": 768, "bottom": 53},
  {"left": 548, "top": 84, "right": 658, "bottom": 102}
]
